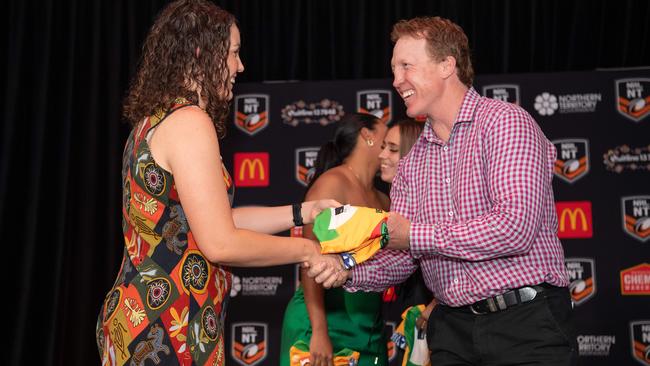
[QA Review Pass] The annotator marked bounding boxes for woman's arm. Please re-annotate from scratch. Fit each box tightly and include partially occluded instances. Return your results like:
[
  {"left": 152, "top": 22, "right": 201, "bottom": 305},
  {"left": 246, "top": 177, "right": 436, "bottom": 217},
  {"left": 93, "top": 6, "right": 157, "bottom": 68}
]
[
  {"left": 232, "top": 200, "right": 339, "bottom": 234},
  {"left": 149, "top": 106, "right": 337, "bottom": 268}
]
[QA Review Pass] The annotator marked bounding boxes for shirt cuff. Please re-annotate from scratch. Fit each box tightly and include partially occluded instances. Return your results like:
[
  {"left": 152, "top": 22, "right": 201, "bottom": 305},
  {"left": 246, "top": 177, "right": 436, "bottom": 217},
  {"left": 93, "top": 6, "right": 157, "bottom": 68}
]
[{"left": 409, "top": 222, "right": 435, "bottom": 257}]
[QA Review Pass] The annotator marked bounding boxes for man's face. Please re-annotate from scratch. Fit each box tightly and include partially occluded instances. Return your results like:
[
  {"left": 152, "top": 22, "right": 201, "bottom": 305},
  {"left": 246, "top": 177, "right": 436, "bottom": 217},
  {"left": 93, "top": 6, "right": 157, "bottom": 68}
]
[{"left": 391, "top": 36, "right": 442, "bottom": 118}]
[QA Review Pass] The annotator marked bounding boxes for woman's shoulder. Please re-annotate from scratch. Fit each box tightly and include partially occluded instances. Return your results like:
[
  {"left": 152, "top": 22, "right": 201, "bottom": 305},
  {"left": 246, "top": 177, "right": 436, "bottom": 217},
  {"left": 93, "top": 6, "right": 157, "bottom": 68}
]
[{"left": 306, "top": 167, "right": 350, "bottom": 201}]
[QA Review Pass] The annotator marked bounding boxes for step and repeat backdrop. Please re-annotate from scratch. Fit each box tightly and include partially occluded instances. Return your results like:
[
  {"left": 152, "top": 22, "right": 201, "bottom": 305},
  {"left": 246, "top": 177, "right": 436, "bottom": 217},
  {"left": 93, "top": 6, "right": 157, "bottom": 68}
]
[{"left": 220, "top": 69, "right": 649, "bottom": 366}]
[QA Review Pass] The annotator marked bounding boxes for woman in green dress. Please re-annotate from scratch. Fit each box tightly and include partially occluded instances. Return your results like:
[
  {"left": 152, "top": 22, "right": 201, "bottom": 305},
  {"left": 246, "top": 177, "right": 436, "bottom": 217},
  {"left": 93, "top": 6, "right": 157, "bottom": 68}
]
[{"left": 281, "top": 113, "right": 390, "bottom": 366}]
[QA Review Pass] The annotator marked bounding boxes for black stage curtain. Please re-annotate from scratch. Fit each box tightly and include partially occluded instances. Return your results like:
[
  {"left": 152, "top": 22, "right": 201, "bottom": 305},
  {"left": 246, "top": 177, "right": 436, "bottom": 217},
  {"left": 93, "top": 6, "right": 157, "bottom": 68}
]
[{"left": 2, "top": 0, "right": 648, "bottom": 365}]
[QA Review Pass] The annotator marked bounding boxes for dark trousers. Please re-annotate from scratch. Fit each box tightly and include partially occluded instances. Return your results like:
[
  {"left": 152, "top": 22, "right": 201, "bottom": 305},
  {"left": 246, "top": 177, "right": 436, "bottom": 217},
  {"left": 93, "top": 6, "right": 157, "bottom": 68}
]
[{"left": 427, "top": 286, "right": 578, "bottom": 366}]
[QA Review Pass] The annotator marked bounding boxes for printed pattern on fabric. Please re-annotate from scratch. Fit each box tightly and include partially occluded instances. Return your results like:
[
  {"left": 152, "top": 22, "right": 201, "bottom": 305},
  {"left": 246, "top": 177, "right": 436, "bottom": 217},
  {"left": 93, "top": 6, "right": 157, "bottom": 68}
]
[{"left": 97, "top": 98, "right": 234, "bottom": 365}]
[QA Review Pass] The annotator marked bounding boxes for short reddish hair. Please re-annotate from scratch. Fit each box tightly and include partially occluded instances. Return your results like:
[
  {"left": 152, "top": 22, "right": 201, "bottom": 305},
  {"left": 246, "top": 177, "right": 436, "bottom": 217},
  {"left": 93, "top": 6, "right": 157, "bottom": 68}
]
[{"left": 391, "top": 16, "right": 474, "bottom": 87}]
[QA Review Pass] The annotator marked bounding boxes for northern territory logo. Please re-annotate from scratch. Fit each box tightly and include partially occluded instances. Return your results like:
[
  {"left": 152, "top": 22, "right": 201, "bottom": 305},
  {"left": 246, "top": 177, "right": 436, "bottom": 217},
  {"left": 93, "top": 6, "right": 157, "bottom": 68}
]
[
  {"left": 234, "top": 94, "right": 269, "bottom": 136},
  {"left": 565, "top": 258, "right": 596, "bottom": 306},
  {"left": 622, "top": 196, "right": 650, "bottom": 242},
  {"left": 616, "top": 78, "right": 650, "bottom": 122},
  {"left": 232, "top": 323, "right": 267, "bottom": 366},
  {"left": 553, "top": 139, "right": 590, "bottom": 183},
  {"left": 630, "top": 320, "right": 650, "bottom": 365},
  {"left": 482, "top": 84, "right": 520, "bottom": 104},
  {"left": 295, "top": 147, "right": 319, "bottom": 186},
  {"left": 357, "top": 90, "right": 392, "bottom": 124}
]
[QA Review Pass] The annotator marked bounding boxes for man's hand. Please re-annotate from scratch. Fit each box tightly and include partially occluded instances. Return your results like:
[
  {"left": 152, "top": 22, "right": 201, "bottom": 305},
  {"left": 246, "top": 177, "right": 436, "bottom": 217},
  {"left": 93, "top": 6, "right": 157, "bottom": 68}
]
[
  {"left": 304, "top": 254, "right": 349, "bottom": 288},
  {"left": 302, "top": 199, "right": 341, "bottom": 225},
  {"left": 387, "top": 211, "right": 411, "bottom": 250}
]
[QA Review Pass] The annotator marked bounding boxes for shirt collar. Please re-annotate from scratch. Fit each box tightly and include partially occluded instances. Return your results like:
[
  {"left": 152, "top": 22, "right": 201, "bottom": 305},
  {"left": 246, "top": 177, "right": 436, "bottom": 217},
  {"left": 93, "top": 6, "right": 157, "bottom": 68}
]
[{"left": 422, "top": 87, "right": 480, "bottom": 143}]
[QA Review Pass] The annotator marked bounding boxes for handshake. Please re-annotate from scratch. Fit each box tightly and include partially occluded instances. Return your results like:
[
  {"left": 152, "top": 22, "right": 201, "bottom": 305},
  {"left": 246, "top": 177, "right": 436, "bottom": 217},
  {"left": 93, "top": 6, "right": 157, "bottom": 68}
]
[{"left": 303, "top": 250, "right": 350, "bottom": 289}]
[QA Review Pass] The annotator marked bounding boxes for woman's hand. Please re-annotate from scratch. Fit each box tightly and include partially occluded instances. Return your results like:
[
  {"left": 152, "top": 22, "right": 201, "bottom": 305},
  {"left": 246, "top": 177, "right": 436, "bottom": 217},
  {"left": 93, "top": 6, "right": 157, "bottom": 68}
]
[
  {"left": 301, "top": 199, "right": 341, "bottom": 225},
  {"left": 309, "top": 331, "right": 333, "bottom": 366}
]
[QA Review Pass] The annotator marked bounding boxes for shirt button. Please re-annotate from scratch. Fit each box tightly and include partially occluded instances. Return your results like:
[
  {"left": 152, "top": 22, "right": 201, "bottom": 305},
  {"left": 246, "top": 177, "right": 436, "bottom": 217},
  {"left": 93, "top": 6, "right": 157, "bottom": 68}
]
[
  {"left": 444, "top": 177, "right": 451, "bottom": 184},
  {"left": 443, "top": 146, "right": 449, "bottom": 151},
  {"left": 448, "top": 211, "right": 454, "bottom": 217},
  {"left": 453, "top": 278, "right": 459, "bottom": 284}
]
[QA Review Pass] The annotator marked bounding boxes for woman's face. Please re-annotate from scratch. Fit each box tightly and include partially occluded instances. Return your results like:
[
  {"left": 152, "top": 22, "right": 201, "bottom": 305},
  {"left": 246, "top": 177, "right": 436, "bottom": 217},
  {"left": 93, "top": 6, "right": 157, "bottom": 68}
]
[
  {"left": 224, "top": 24, "right": 245, "bottom": 101},
  {"left": 378, "top": 126, "right": 401, "bottom": 183}
]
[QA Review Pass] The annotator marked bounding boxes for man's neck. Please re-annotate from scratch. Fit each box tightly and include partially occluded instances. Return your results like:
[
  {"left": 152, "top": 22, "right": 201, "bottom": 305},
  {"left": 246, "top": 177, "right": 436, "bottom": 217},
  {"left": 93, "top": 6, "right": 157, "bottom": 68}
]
[{"left": 429, "top": 84, "right": 469, "bottom": 143}]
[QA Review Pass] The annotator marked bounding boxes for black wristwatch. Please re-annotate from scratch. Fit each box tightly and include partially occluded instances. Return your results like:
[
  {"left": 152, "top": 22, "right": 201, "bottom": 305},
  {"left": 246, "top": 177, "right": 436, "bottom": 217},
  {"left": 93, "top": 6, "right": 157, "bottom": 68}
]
[{"left": 292, "top": 203, "right": 304, "bottom": 227}]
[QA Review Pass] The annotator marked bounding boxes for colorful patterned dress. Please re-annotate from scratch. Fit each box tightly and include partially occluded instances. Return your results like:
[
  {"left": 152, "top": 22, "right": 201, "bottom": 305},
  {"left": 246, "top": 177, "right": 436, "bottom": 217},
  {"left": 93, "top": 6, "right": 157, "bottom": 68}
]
[{"left": 96, "top": 99, "right": 234, "bottom": 366}]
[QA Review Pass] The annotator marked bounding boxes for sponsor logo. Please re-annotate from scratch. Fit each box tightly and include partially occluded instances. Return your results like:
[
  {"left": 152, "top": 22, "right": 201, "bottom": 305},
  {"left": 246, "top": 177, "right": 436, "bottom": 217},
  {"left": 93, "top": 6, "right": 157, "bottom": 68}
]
[
  {"left": 230, "top": 275, "right": 242, "bottom": 297},
  {"left": 482, "top": 84, "right": 520, "bottom": 104},
  {"left": 357, "top": 90, "right": 392, "bottom": 124},
  {"left": 565, "top": 258, "right": 596, "bottom": 306},
  {"left": 603, "top": 145, "right": 650, "bottom": 173},
  {"left": 622, "top": 196, "right": 650, "bottom": 242},
  {"left": 616, "top": 78, "right": 650, "bottom": 122},
  {"left": 232, "top": 323, "right": 268, "bottom": 366},
  {"left": 384, "top": 321, "right": 397, "bottom": 362},
  {"left": 295, "top": 147, "right": 319, "bottom": 186},
  {"left": 621, "top": 263, "right": 650, "bottom": 295},
  {"left": 234, "top": 94, "right": 270, "bottom": 136},
  {"left": 577, "top": 334, "right": 616, "bottom": 357},
  {"left": 229, "top": 275, "right": 283, "bottom": 297},
  {"left": 629, "top": 320, "right": 650, "bottom": 365},
  {"left": 281, "top": 99, "right": 345, "bottom": 126},
  {"left": 534, "top": 92, "right": 602, "bottom": 116},
  {"left": 553, "top": 139, "right": 590, "bottom": 183},
  {"left": 555, "top": 201, "right": 593, "bottom": 238},
  {"left": 234, "top": 153, "right": 269, "bottom": 187}
]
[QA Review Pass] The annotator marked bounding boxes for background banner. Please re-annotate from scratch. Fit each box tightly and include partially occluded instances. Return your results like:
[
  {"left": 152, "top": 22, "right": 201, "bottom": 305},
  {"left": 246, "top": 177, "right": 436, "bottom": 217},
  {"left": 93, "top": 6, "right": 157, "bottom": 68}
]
[{"left": 222, "top": 68, "right": 649, "bottom": 366}]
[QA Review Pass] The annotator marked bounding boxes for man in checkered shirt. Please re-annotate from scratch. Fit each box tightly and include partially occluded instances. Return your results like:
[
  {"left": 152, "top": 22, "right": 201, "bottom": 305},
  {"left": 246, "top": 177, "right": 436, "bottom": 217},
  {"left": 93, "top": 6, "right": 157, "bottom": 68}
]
[{"left": 309, "top": 16, "right": 577, "bottom": 366}]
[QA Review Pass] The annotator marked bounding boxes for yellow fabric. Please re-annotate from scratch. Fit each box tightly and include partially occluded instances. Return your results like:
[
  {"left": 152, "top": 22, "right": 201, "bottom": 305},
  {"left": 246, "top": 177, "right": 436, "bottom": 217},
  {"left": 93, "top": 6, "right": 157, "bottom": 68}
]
[
  {"left": 289, "top": 340, "right": 360, "bottom": 366},
  {"left": 313, "top": 205, "right": 389, "bottom": 268}
]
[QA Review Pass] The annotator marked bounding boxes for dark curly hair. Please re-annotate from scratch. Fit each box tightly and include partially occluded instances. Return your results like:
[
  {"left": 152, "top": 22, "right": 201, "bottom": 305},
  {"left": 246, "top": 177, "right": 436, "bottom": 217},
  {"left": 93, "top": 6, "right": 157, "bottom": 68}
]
[{"left": 123, "top": 0, "right": 235, "bottom": 138}]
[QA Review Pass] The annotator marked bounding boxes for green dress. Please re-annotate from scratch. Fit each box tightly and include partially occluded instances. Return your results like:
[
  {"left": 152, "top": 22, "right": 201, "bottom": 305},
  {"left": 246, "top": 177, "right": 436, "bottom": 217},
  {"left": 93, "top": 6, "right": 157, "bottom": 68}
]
[{"left": 281, "top": 286, "right": 388, "bottom": 366}]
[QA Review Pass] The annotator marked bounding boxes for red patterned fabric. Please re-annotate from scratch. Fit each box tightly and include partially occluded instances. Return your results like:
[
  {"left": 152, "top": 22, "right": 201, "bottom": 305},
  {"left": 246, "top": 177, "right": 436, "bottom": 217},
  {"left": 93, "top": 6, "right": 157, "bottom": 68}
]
[{"left": 96, "top": 98, "right": 233, "bottom": 365}]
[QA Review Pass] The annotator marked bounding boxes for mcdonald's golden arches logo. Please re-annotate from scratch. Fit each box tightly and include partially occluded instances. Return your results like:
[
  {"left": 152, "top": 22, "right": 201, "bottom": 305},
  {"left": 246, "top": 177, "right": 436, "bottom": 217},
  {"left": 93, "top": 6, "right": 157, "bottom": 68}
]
[
  {"left": 555, "top": 201, "right": 593, "bottom": 238},
  {"left": 234, "top": 152, "right": 269, "bottom": 187}
]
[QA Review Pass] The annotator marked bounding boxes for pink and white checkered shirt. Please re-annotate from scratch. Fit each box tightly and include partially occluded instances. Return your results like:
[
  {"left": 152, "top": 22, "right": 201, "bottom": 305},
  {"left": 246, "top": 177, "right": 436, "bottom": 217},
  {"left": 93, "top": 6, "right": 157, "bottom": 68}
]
[{"left": 347, "top": 88, "right": 569, "bottom": 306}]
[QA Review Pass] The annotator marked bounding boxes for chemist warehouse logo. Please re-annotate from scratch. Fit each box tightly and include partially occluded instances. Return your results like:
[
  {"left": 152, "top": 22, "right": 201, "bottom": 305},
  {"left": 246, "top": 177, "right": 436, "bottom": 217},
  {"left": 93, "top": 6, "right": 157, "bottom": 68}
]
[
  {"left": 565, "top": 258, "right": 596, "bottom": 306},
  {"left": 232, "top": 323, "right": 268, "bottom": 366},
  {"left": 616, "top": 78, "right": 650, "bottom": 123},
  {"left": 482, "top": 84, "right": 520, "bottom": 104},
  {"left": 555, "top": 201, "right": 593, "bottom": 238},
  {"left": 620, "top": 263, "right": 650, "bottom": 295},
  {"left": 295, "top": 147, "right": 320, "bottom": 187},
  {"left": 552, "top": 139, "right": 590, "bottom": 183},
  {"left": 357, "top": 90, "right": 392, "bottom": 124},
  {"left": 234, "top": 94, "right": 270, "bottom": 136},
  {"left": 621, "top": 196, "right": 650, "bottom": 242},
  {"left": 630, "top": 320, "right": 650, "bottom": 365}
]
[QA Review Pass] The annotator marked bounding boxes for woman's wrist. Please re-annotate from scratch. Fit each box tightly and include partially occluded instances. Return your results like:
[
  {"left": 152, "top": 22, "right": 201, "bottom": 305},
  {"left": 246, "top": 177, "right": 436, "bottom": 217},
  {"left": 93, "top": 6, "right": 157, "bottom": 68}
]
[{"left": 292, "top": 202, "right": 304, "bottom": 226}]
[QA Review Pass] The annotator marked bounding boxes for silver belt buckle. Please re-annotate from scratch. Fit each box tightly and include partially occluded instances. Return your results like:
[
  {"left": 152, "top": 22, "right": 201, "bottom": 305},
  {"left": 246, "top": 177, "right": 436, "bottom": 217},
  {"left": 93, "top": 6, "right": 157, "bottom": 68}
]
[{"left": 469, "top": 303, "right": 487, "bottom": 315}]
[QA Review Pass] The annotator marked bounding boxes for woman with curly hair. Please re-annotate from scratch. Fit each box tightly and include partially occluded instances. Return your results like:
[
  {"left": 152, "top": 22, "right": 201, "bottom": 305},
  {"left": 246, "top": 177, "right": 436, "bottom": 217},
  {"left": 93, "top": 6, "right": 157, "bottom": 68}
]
[{"left": 96, "top": 1, "right": 340, "bottom": 365}]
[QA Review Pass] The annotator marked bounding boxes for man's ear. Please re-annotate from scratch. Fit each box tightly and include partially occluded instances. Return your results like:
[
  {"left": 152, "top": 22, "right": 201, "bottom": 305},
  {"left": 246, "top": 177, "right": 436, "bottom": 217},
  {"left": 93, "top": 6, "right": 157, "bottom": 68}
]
[{"left": 440, "top": 56, "right": 457, "bottom": 79}]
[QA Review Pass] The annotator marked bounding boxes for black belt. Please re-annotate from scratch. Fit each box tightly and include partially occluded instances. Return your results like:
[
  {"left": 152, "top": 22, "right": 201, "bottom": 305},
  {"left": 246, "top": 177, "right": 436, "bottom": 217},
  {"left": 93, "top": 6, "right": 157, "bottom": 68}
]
[{"left": 451, "top": 283, "right": 555, "bottom": 315}]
